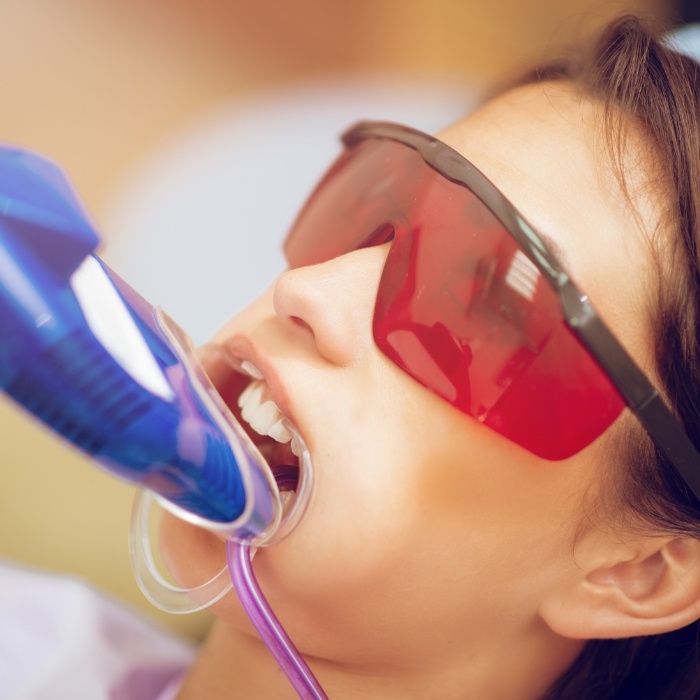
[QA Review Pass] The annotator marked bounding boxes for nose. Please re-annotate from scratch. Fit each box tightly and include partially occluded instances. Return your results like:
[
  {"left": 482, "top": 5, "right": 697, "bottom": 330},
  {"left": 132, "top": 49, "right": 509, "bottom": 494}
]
[{"left": 272, "top": 244, "right": 390, "bottom": 366}]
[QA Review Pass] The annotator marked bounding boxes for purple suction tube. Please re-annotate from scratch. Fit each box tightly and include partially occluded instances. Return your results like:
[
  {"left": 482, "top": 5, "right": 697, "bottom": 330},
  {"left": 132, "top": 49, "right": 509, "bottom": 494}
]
[
  {"left": 226, "top": 467, "right": 328, "bottom": 699},
  {"left": 226, "top": 542, "right": 328, "bottom": 699}
]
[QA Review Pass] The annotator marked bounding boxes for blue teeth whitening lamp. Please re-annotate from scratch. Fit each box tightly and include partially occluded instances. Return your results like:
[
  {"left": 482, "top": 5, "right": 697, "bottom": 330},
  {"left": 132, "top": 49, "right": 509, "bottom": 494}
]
[{"left": 0, "top": 147, "right": 325, "bottom": 698}]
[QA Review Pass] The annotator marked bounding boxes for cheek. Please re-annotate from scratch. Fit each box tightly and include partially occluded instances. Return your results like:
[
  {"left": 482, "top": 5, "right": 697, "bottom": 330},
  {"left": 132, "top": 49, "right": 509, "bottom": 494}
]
[
  {"left": 155, "top": 371, "right": 447, "bottom": 640},
  {"left": 158, "top": 346, "right": 597, "bottom": 667}
]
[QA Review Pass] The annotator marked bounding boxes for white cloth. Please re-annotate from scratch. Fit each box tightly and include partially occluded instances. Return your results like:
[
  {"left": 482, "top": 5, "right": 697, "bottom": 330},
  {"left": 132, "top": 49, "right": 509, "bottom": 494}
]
[{"left": 0, "top": 561, "right": 194, "bottom": 700}]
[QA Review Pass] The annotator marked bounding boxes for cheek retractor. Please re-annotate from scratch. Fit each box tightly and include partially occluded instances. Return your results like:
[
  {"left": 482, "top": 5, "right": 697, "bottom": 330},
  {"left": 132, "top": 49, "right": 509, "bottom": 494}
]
[{"left": 0, "top": 147, "right": 326, "bottom": 698}]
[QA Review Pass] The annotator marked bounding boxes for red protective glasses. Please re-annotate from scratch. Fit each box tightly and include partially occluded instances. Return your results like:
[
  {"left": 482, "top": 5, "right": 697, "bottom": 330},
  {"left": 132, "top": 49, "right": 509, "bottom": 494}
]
[{"left": 284, "top": 122, "right": 700, "bottom": 497}]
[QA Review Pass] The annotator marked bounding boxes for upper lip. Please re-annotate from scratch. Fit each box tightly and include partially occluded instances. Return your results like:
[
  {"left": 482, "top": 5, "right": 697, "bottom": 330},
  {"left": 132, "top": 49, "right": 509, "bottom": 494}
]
[{"left": 219, "top": 333, "right": 298, "bottom": 430}]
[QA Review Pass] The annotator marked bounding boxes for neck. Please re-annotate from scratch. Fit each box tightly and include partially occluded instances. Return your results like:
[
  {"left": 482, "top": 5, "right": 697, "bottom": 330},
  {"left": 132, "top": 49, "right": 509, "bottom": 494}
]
[{"left": 176, "top": 618, "right": 584, "bottom": 700}]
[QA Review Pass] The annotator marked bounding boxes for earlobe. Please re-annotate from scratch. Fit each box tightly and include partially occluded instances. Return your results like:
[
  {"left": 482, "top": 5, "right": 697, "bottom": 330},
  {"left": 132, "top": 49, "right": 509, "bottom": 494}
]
[{"left": 539, "top": 536, "right": 700, "bottom": 640}]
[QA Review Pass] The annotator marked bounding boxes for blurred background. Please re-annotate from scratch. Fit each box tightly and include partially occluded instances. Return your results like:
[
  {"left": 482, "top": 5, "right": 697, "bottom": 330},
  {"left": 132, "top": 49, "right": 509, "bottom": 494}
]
[{"left": 0, "top": 0, "right": 683, "bottom": 640}]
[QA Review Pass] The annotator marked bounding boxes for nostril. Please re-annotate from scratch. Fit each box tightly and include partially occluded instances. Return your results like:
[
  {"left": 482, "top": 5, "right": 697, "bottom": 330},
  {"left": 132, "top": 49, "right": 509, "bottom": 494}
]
[{"left": 290, "top": 315, "right": 314, "bottom": 334}]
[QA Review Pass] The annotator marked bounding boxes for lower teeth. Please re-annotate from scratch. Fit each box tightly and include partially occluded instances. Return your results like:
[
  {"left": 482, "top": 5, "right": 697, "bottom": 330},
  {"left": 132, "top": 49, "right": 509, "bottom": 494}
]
[{"left": 279, "top": 490, "right": 295, "bottom": 510}]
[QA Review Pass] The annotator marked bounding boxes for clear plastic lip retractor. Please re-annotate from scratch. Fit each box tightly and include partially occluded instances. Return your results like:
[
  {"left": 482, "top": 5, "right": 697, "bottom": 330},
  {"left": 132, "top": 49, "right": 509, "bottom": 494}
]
[{"left": 0, "top": 145, "right": 312, "bottom": 612}]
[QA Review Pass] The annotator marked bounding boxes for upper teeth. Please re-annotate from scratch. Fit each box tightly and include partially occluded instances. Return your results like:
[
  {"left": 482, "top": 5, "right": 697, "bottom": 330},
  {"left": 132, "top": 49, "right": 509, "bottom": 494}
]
[
  {"left": 238, "top": 379, "right": 292, "bottom": 444},
  {"left": 240, "top": 360, "right": 264, "bottom": 380}
]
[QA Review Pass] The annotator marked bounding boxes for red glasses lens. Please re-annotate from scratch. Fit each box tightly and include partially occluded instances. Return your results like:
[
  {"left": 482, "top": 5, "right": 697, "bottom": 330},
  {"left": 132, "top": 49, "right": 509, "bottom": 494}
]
[{"left": 284, "top": 138, "right": 625, "bottom": 460}]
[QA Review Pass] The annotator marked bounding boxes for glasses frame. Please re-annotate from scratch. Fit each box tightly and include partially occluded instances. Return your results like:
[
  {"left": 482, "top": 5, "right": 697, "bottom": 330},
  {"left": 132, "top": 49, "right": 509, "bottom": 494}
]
[{"left": 342, "top": 120, "right": 700, "bottom": 501}]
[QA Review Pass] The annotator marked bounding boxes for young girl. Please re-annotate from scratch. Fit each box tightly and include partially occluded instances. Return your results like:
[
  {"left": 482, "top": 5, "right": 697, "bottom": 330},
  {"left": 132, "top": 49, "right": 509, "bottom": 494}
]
[{"left": 158, "top": 15, "right": 700, "bottom": 699}]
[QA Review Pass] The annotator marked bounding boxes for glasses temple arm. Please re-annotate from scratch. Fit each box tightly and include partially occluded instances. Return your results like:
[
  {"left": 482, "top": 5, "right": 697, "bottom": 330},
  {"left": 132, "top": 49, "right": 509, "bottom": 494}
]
[{"left": 563, "top": 289, "right": 700, "bottom": 502}]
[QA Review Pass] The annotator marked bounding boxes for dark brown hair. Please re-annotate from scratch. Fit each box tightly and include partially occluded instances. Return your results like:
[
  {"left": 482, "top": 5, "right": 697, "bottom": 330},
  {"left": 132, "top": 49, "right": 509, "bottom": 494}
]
[{"left": 519, "top": 15, "right": 700, "bottom": 700}]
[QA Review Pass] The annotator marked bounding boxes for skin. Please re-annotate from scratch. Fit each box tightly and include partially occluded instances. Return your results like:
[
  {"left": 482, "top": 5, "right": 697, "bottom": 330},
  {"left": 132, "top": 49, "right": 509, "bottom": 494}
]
[{"left": 162, "top": 82, "right": 700, "bottom": 699}]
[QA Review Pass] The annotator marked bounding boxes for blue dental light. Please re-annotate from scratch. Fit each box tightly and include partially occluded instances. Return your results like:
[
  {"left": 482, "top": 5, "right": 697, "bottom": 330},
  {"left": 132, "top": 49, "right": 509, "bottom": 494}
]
[
  {"left": 0, "top": 145, "right": 278, "bottom": 537},
  {"left": 0, "top": 145, "right": 327, "bottom": 699}
]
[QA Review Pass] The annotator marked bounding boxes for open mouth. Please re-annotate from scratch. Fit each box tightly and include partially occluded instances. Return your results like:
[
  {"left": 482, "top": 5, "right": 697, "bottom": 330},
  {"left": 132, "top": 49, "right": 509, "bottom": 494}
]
[
  {"left": 236, "top": 369, "right": 301, "bottom": 504},
  {"left": 199, "top": 344, "right": 307, "bottom": 526}
]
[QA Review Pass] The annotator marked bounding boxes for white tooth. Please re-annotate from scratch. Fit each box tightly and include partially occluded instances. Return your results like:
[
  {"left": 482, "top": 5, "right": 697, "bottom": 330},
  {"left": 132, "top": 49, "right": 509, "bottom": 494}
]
[
  {"left": 237, "top": 378, "right": 297, "bottom": 446},
  {"left": 279, "top": 489, "right": 295, "bottom": 509},
  {"left": 268, "top": 419, "right": 292, "bottom": 443},
  {"left": 238, "top": 381, "right": 264, "bottom": 421},
  {"left": 237, "top": 380, "right": 257, "bottom": 408},
  {"left": 250, "top": 400, "right": 282, "bottom": 435},
  {"left": 240, "top": 360, "right": 264, "bottom": 380},
  {"left": 290, "top": 438, "right": 300, "bottom": 457}
]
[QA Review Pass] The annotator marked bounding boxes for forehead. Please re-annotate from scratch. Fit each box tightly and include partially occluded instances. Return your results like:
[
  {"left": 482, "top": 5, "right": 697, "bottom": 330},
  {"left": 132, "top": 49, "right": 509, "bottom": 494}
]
[{"left": 438, "top": 82, "right": 658, "bottom": 373}]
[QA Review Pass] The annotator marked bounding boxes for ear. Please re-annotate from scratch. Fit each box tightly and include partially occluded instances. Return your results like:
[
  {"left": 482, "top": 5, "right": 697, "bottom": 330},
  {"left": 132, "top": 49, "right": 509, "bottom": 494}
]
[{"left": 539, "top": 534, "right": 700, "bottom": 639}]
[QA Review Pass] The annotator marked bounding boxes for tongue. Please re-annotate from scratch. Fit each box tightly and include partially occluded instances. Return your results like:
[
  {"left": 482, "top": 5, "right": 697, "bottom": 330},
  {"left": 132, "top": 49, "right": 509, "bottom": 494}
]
[{"left": 272, "top": 463, "right": 299, "bottom": 492}]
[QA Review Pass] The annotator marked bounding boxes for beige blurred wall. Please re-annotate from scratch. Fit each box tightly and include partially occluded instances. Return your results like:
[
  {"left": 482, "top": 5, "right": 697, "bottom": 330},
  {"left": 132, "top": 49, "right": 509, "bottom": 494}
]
[{"left": 0, "top": 0, "right": 670, "bottom": 640}]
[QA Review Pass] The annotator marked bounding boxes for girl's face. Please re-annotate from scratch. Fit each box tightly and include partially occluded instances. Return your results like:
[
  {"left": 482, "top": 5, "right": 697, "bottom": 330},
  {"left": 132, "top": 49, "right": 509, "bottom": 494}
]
[{"left": 160, "top": 82, "right": 656, "bottom": 675}]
